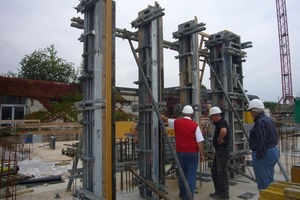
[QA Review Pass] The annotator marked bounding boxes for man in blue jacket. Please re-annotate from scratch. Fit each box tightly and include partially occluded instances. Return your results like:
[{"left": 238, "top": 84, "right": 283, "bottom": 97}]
[{"left": 248, "top": 99, "right": 278, "bottom": 190}]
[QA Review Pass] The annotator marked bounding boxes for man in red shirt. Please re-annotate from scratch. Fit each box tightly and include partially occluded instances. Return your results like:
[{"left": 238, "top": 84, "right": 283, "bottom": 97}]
[{"left": 161, "top": 105, "right": 204, "bottom": 200}]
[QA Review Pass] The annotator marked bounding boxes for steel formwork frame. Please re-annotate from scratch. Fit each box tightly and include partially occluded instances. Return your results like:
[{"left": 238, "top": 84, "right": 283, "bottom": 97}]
[
  {"left": 70, "top": 0, "right": 258, "bottom": 199},
  {"left": 75, "top": 0, "right": 115, "bottom": 199},
  {"left": 71, "top": 1, "right": 203, "bottom": 199},
  {"left": 173, "top": 18, "right": 206, "bottom": 191},
  {"left": 131, "top": 3, "right": 165, "bottom": 199},
  {"left": 173, "top": 17, "right": 206, "bottom": 125},
  {"left": 206, "top": 30, "right": 252, "bottom": 178}
]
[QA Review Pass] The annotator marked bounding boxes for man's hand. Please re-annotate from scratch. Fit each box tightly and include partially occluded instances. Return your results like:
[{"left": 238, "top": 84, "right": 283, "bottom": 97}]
[
  {"left": 217, "top": 138, "right": 224, "bottom": 144},
  {"left": 161, "top": 114, "right": 168, "bottom": 123},
  {"left": 200, "top": 154, "right": 205, "bottom": 162}
]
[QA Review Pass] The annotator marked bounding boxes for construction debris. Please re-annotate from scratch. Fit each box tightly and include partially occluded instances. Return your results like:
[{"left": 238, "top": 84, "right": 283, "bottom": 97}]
[
  {"left": 18, "top": 175, "right": 63, "bottom": 185},
  {"left": 61, "top": 142, "right": 78, "bottom": 157}
]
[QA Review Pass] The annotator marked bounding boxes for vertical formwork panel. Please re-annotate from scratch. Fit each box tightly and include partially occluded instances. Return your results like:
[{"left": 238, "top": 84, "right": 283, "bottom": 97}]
[
  {"left": 172, "top": 18, "right": 205, "bottom": 124},
  {"left": 172, "top": 17, "right": 206, "bottom": 190},
  {"left": 78, "top": 0, "right": 115, "bottom": 199},
  {"left": 131, "top": 3, "right": 165, "bottom": 199},
  {"left": 207, "top": 30, "right": 251, "bottom": 178}
]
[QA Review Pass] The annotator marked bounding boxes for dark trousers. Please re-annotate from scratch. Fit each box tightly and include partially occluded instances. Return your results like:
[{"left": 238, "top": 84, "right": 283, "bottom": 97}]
[{"left": 211, "top": 146, "right": 229, "bottom": 196}]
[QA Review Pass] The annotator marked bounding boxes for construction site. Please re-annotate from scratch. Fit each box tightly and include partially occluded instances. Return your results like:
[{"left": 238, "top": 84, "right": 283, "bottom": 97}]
[{"left": 1, "top": 0, "right": 300, "bottom": 200}]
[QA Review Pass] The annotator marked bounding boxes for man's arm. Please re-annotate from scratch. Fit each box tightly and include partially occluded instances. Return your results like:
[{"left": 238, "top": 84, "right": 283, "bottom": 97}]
[
  {"left": 217, "top": 127, "right": 227, "bottom": 144},
  {"left": 161, "top": 114, "right": 169, "bottom": 123},
  {"left": 197, "top": 142, "right": 205, "bottom": 162}
]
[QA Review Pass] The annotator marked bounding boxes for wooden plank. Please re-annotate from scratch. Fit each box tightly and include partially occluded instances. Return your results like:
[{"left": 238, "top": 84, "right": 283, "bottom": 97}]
[
  {"left": 284, "top": 188, "right": 300, "bottom": 199},
  {"left": 40, "top": 150, "right": 73, "bottom": 162},
  {"left": 10, "top": 121, "right": 83, "bottom": 142},
  {"left": 290, "top": 185, "right": 300, "bottom": 190},
  {"left": 17, "top": 122, "right": 80, "bottom": 126},
  {"left": 276, "top": 180, "right": 300, "bottom": 187},
  {"left": 0, "top": 120, "right": 40, "bottom": 124},
  {"left": 16, "top": 130, "right": 82, "bottom": 137},
  {"left": 259, "top": 189, "right": 284, "bottom": 200},
  {"left": 20, "top": 130, "right": 81, "bottom": 135},
  {"left": 16, "top": 188, "right": 34, "bottom": 196},
  {"left": 40, "top": 154, "right": 73, "bottom": 162},
  {"left": 259, "top": 181, "right": 300, "bottom": 199},
  {"left": 267, "top": 185, "right": 285, "bottom": 191},
  {"left": 258, "top": 197, "right": 269, "bottom": 200},
  {"left": 269, "top": 182, "right": 293, "bottom": 189}
]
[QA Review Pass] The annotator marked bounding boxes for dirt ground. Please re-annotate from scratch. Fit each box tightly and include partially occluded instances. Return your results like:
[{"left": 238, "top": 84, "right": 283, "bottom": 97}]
[{"left": 14, "top": 141, "right": 288, "bottom": 200}]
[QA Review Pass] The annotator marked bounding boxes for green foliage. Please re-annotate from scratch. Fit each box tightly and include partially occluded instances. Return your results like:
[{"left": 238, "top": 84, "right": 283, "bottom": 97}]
[
  {"left": 115, "top": 111, "right": 131, "bottom": 121},
  {"left": 264, "top": 101, "right": 277, "bottom": 112},
  {"left": 25, "top": 92, "right": 82, "bottom": 122},
  {"left": 114, "top": 88, "right": 137, "bottom": 121},
  {"left": 0, "top": 127, "right": 12, "bottom": 137},
  {"left": 1, "top": 70, "right": 18, "bottom": 78},
  {"left": 25, "top": 110, "right": 49, "bottom": 122},
  {"left": 294, "top": 97, "right": 300, "bottom": 123},
  {"left": 18, "top": 45, "right": 79, "bottom": 83}
]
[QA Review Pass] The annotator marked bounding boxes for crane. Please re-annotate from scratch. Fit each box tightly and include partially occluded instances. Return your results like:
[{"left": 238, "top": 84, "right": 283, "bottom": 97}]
[{"left": 275, "top": 0, "right": 294, "bottom": 105}]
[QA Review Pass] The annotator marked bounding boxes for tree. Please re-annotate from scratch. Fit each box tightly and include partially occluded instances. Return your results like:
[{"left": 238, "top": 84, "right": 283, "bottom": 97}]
[
  {"left": 1, "top": 70, "right": 18, "bottom": 78},
  {"left": 19, "top": 45, "right": 79, "bottom": 83},
  {"left": 264, "top": 101, "right": 277, "bottom": 113},
  {"left": 25, "top": 92, "right": 82, "bottom": 122}
]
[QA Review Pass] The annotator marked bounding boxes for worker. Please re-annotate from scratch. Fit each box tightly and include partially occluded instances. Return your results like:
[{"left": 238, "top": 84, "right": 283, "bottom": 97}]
[
  {"left": 161, "top": 105, "right": 204, "bottom": 200},
  {"left": 248, "top": 99, "right": 278, "bottom": 190},
  {"left": 208, "top": 106, "right": 230, "bottom": 200}
]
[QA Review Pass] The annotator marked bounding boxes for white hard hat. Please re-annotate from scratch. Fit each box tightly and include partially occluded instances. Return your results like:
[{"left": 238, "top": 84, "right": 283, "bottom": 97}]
[
  {"left": 208, "top": 106, "right": 222, "bottom": 116},
  {"left": 248, "top": 99, "right": 265, "bottom": 110},
  {"left": 182, "top": 105, "right": 194, "bottom": 114}
]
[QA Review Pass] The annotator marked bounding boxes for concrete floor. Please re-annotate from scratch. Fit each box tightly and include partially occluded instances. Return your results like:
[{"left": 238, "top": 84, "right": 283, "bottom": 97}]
[
  {"left": 16, "top": 141, "right": 287, "bottom": 200},
  {"left": 117, "top": 177, "right": 261, "bottom": 200},
  {"left": 17, "top": 174, "right": 263, "bottom": 200},
  {"left": 17, "top": 175, "right": 262, "bottom": 200}
]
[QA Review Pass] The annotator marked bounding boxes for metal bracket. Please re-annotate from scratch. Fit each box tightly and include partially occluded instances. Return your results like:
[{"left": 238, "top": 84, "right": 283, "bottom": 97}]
[
  {"left": 75, "top": 99, "right": 106, "bottom": 111},
  {"left": 75, "top": 0, "right": 99, "bottom": 13},
  {"left": 82, "top": 155, "right": 94, "bottom": 162},
  {"left": 131, "top": 2, "right": 165, "bottom": 28},
  {"left": 173, "top": 20, "right": 206, "bottom": 39}
]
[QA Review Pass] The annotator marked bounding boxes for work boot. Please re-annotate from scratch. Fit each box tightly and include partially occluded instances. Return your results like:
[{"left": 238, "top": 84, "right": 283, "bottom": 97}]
[
  {"left": 213, "top": 194, "right": 230, "bottom": 199},
  {"left": 209, "top": 192, "right": 221, "bottom": 198}
]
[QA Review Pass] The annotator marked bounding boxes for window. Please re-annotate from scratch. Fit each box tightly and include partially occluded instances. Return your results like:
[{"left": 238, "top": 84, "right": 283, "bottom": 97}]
[{"left": 0, "top": 96, "right": 26, "bottom": 124}]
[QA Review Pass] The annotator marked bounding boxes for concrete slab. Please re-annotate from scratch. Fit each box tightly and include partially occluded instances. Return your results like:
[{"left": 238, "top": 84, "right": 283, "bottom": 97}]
[{"left": 15, "top": 141, "right": 288, "bottom": 200}]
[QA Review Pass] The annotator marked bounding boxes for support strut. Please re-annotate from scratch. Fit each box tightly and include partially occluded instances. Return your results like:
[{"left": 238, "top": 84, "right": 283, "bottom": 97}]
[
  {"left": 124, "top": 30, "right": 194, "bottom": 200},
  {"left": 125, "top": 165, "right": 170, "bottom": 200}
]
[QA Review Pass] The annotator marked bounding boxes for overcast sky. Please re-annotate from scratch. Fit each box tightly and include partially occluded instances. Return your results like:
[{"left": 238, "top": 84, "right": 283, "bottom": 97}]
[{"left": 1, "top": 0, "right": 299, "bottom": 102}]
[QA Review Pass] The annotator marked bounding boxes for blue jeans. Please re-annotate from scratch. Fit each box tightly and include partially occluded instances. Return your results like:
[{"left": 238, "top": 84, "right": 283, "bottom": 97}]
[
  {"left": 211, "top": 146, "right": 229, "bottom": 197},
  {"left": 177, "top": 152, "right": 198, "bottom": 200},
  {"left": 252, "top": 147, "right": 278, "bottom": 190}
]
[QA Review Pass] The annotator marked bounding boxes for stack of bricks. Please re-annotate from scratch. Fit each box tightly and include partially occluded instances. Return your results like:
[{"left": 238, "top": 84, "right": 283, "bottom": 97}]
[{"left": 259, "top": 180, "right": 300, "bottom": 200}]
